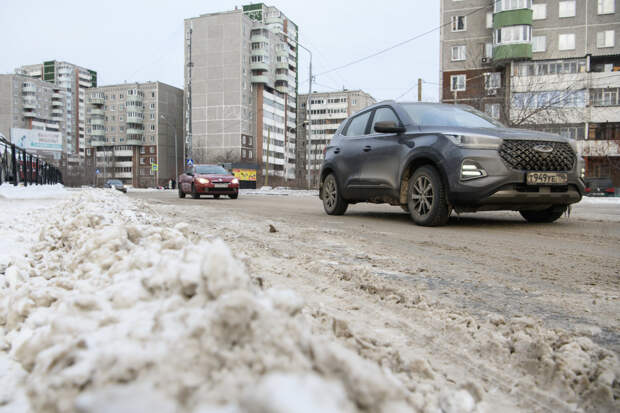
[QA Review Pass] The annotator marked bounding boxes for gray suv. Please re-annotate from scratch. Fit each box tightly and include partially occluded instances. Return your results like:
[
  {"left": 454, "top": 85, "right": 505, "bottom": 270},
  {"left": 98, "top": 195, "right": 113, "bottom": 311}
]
[{"left": 319, "top": 102, "right": 585, "bottom": 226}]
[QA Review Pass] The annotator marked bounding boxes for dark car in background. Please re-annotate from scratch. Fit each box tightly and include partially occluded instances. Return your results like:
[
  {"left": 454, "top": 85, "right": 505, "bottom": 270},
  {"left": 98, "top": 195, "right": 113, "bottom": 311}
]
[
  {"left": 178, "top": 164, "right": 239, "bottom": 199},
  {"left": 319, "top": 102, "right": 585, "bottom": 226},
  {"left": 584, "top": 177, "right": 615, "bottom": 197},
  {"left": 104, "top": 179, "right": 127, "bottom": 193}
]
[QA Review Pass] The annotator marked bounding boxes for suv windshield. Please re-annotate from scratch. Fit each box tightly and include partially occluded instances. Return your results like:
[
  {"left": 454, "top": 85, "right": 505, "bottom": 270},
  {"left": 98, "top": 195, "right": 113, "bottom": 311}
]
[
  {"left": 107, "top": 180, "right": 123, "bottom": 186},
  {"left": 195, "top": 165, "right": 228, "bottom": 174},
  {"left": 402, "top": 104, "right": 504, "bottom": 128}
]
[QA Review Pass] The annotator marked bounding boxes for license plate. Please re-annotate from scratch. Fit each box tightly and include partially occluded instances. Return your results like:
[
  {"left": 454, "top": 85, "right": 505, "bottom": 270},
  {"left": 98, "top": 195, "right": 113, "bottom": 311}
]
[
  {"left": 526, "top": 172, "right": 568, "bottom": 185},
  {"left": 214, "top": 183, "right": 228, "bottom": 188}
]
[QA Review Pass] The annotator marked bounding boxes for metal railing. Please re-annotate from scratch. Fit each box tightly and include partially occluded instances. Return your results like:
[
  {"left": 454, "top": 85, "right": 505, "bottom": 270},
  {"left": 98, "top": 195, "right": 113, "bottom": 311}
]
[{"left": 0, "top": 135, "right": 63, "bottom": 186}]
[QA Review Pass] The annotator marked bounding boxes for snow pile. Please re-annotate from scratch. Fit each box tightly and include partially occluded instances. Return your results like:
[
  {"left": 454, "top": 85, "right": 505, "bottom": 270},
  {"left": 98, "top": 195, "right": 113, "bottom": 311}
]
[
  {"left": 0, "top": 183, "right": 69, "bottom": 200},
  {"left": 241, "top": 186, "right": 318, "bottom": 197},
  {"left": 0, "top": 189, "right": 475, "bottom": 412},
  {"left": 578, "top": 196, "right": 620, "bottom": 205}
]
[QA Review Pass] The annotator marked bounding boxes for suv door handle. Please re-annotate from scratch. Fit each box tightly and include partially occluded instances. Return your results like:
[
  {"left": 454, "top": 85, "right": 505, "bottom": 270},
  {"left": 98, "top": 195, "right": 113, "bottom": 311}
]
[{"left": 363, "top": 145, "right": 372, "bottom": 152}]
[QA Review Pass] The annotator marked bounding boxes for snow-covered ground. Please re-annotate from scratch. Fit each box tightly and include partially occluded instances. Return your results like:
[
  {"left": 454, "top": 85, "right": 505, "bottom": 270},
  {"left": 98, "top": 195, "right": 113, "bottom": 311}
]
[
  {"left": 0, "top": 186, "right": 472, "bottom": 412},
  {"left": 1, "top": 185, "right": 618, "bottom": 412}
]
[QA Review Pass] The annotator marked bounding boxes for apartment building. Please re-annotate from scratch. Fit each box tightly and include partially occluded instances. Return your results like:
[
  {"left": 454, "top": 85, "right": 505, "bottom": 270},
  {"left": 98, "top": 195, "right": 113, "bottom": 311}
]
[
  {"left": 0, "top": 74, "right": 63, "bottom": 159},
  {"left": 85, "top": 82, "right": 183, "bottom": 188},
  {"left": 185, "top": 3, "right": 298, "bottom": 186},
  {"left": 17, "top": 61, "right": 97, "bottom": 157},
  {"left": 296, "top": 90, "right": 376, "bottom": 187},
  {"left": 440, "top": 0, "right": 620, "bottom": 185}
]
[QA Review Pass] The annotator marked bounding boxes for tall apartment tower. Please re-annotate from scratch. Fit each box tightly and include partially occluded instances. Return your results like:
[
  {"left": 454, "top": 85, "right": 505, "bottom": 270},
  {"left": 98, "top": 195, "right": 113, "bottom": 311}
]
[
  {"left": 296, "top": 90, "right": 376, "bottom": 187},
  {"left": 17, "top": 61, "right": 97, "bottom": 156},
  {"left": 440, "top": 0, "right": 620, "bottom": 185},
  {"left": 0, "top": 74, "right": 63, "bottom": 157},
  {"left": 85, "top": 82, "right": 184, "bottom": 188},
  {"left": 185, "top": 3, "right": 298, "bottom": 185}
]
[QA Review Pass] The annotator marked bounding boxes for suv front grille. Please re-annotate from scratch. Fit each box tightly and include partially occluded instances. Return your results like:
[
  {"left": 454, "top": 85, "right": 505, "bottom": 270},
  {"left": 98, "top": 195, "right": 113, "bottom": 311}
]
[{"left": 499, "top": 140, "right": 575, "bottom": 172}]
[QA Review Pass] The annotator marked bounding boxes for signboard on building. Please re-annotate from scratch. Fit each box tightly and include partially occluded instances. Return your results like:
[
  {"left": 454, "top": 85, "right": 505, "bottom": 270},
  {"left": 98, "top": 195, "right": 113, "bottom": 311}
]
[
  {"left": 10, "top": 128, "right": 62, "bottom": 152},
  {"left": 233, "top": 168, "right": 257, "bottom": 181}
]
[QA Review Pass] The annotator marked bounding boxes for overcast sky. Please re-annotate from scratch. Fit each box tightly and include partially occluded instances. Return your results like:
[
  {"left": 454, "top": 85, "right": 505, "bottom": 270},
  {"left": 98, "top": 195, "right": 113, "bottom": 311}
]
[{"left": 0, "top": 0, "right": 441, "bottom": 102}]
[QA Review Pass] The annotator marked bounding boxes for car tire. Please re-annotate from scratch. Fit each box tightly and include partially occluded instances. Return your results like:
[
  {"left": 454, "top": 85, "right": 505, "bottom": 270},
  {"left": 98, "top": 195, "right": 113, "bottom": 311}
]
[
  {"left": 191, "top": 184, "right": 199, "bottom": 199},
  {"left": 214, "top": 195, "right": 220, "bottom": 199},
  {"left": 407, "top": 166, "right": 450, "bottom": 226},
  {"left": 178, "top": 186, "right": 185, "bottom": 198},
  {"left": 519, "top": 206, "right": 566, "bottom": 223},
  {"left": 229, "top": 192, "right": 238, "bottom": 199},
  {"left": 322, "top": 173, "right": 348, "bottom": 215}
]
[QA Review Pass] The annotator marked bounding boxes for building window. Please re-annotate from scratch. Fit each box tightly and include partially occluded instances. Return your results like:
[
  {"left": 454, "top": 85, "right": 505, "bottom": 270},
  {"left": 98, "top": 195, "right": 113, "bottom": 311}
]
[
  {"left": 532, "top": 3, "right": 547, "bottom": 19},
  {"left": 485, "top": 103, "right": 501, "bottom": 120},
  {"left": 484, "top": 72, "right": 501, "bottom": 89},
  {"left": 150, "top": 147, "right": 155, "bottom": 154},
  {"left": 494, "top": 0, "right": 532, "bottom": 13},
  {"left": 592, "top": 88, "right": 620, "bottom": 106},
  {"left": 242, "top": 149, "right": 247, "bottom": 158},
  {"left": 597, "top": 30, "right": 615, "bottom": 48},
  {"left": 451, "top": 45, "right": 466, "bottom": 61},
  {"left": 150, "top": 113, "right": 155, "bottom": 120},
  {"left": 451, "top": 16, "right": 466, "bottom": 32},
  {"left": 494, "top": 25, "right": 531, "bottom": 45},
  {"left": 485, "top": 42, "right": 493, "bottom": 58},
  {"left": 151, "top": 92, "right": 155, "bottom": 98},
  {"left": 559, "top": 1, "right": 576, "bottom": 17},
  {"left": 486, "top": 13, "right": 493, "bottom": 29},
  {"left": 248, "top": 150, "right": 253, "bottom": 159},
  {"left": 598, "top": 0, "right": 615, "bottom": 14},
  {"left": 119, "top": 93, "right": 123, "bottom": 99},
  {"left": 559, "top": 33, "right": 576, "bottom": 50},
  {"left": 532, "top": 35, "right": 547, "bottom": 52},
  {"left": 450, "top": 75, "right": 466, "bottom": 92},
  {"left": 150, "top": 103, "right": 155, "bottom": 109},
  {"left": 150, "top": 125, "right": 155, "bottom": 131},
  {"left": 140, "top": 147, "right": 145, "bottom": 154}
]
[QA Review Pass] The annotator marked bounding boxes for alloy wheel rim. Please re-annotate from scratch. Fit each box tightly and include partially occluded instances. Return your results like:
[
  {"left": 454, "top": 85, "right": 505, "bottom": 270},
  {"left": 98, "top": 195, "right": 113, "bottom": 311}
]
[
  {"left": 324, "top": 177, "right": 337, "bottom": 210},
  {"left": 411, "top": 175, "right": 433, "bottom": 216}
]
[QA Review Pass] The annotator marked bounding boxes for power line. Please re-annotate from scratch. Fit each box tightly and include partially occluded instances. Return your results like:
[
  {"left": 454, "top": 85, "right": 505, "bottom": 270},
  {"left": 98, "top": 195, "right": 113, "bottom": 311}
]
[{"left": 312, "top": 0, "right": 501, "bottom": 79}]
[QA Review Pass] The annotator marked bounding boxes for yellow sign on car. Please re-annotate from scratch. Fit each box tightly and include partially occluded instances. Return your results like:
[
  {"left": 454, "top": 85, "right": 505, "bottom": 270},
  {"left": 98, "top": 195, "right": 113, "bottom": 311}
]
[{"left": 233, "top": 168, "right": 256, "bottom": 181}]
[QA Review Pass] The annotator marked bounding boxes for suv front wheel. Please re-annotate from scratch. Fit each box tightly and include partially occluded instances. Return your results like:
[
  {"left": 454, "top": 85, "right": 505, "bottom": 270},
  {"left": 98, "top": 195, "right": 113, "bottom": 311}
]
[
  {"left": 407, "top": 166, "right": 450, "bottom": 226},
  {"left": 322, "top": 173, "right": 348, "bottom": 215}
]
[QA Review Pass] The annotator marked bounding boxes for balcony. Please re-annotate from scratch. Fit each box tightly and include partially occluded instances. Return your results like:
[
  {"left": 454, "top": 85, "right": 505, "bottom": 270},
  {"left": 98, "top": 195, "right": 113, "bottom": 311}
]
[
  {"left": 22, "top": 85, "right": 36, "bottom": 93},
  {"left": 23, "top": 100, "right": 36, "bottom": 109},
  {"left": 251, "top": 48, "right": 268, "bottom": 57},
  {"left": 91, "top": 129, "right": 105, "bottom": 136},
  {"left": 275, "top": 73, "right": 288, "bottom": 82},
  {"left": 23, "top": 111, "right": 36, "bottom": 117},
  {"left": 79, "top": 80, "right": 91, "bottom": 88},
  {"left": 90, "top": 97, "right": 105, "bottom": 105},
  {"left": 251, "top": 61, "right": 269, "bottom": 71},
  {"left": 46, "top": 123, "right": 60, "bottom": 130},
  {"left": 126, "top": 128, "right": 144, "bottom": 135},
  {"left": 91, "top": 140, "right": 106, "bottom": 147},
  {"left": 52, "top": 108, "right": 63, "bottom": 115},
  {"left": 276, "top": 60, "right": 288, "bottom": 70},
  {"left": 52, "top": 99, "right": 63, "bottom": 107},
  {"left": 90, "top": 118, "right": 104, "bottom": 126},
  {"left": 276, "top": 84, "right": 288, "bottom": 94},
  {"left": 288, "top": 58, "right": 296, "bottom": 68},
  {"left": 251, "top": 34, "right": 269, "bottom": 43},
  {"left": 52, "top": 93, "right": 64, "bottom": 99},
  {"left": 90, "top": 108, "right": 104, "bottom": 116},
  {"left": 126, "top": 139, "right": 143, "bottom": 146},
  {"left": 126, "top": 115, "right": 144, "bottom": 123},
  {"left": 126, "top": 93, "right": 143, "bottom": 103},
  {"left": 52, "top": 115, "right": 63, "bottom": 122},
  {"left": 251, "top": 74, "right": 269, "bottom": 84}
]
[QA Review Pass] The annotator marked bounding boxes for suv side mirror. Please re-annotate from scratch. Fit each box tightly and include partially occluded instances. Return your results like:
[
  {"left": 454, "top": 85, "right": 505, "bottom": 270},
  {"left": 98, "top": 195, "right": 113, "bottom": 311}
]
[{"left": 374, "top": 121, "right": 405, "bottom": 134}]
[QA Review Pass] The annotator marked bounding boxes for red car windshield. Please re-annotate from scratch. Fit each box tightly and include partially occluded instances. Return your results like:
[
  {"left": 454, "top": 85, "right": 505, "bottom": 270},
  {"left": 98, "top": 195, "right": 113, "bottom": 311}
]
[{"left": 195, "top": 165, "right": 228, "bottom": 174}]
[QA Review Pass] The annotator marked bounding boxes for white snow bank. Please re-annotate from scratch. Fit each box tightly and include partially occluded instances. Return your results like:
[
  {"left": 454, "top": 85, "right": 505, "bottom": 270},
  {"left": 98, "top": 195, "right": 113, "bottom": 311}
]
[
  {"left": 0, "top": 183, "right": 69, "bottom": 200},
  {"left": 241, "top": 187, "right": 318, "bottom": 197},
  {"left": 577, "top": 196, "right": 620, "bottom": 205},
  {"left": 0, "top": 189, "right": 473, "bottom": 412}
]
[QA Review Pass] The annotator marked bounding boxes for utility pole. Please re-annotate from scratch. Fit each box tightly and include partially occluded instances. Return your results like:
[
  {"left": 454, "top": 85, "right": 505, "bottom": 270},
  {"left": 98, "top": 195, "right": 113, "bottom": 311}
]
[
  {"left": 418, "top": 78, "right": 422, "bottom": 102},
  {"left": 306, "top": 58, "right": 312, "bottom": 189}
]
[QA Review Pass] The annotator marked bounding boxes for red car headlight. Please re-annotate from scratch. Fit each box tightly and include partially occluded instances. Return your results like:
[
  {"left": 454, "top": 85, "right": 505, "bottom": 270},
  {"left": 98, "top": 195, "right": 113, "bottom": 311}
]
[
  {"left": 232, "top": 178, "right": 239, "bottom": 184},
  {"left": 197, "top": 178, "right": 210, "bottom": 184}
]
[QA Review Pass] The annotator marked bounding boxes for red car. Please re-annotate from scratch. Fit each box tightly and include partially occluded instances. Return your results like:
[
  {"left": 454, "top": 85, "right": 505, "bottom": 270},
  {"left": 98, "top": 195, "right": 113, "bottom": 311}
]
[{"left": 178, "top": 164, "right": 239, "bottom": 199}]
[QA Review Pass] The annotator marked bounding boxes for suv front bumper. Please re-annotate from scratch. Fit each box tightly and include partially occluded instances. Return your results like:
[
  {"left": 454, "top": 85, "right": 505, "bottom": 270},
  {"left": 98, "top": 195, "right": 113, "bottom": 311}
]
[{"left": 445, "top": 149, "right": 585, "bottom": 211}]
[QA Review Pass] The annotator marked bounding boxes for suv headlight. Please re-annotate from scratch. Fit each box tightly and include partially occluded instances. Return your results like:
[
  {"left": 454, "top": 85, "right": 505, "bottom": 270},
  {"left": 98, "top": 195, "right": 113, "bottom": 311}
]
[{"left": 445, "top": 134, "right": 501, "bottom": 150}]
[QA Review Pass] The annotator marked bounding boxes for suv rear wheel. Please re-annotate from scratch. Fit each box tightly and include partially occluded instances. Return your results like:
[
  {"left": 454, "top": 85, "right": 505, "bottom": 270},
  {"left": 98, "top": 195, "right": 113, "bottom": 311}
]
[
  {"left": 407, "top": 166, "right": 450, "bottom": 226},
  {"left": 322, "top": 173, "right": 348, "bottom": 215},
  {"left": 520, "top": 206, "right": 566, "bottom": 223}
]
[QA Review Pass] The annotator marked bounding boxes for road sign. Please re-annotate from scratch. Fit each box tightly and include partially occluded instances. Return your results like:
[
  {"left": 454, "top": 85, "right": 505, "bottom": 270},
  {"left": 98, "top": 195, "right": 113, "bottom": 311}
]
[
  {"left": 151, "top": 163, "right": 158, "bottom": 172},
  {"left": 187, "top": 158, "right": 194, "bottom": 167}
]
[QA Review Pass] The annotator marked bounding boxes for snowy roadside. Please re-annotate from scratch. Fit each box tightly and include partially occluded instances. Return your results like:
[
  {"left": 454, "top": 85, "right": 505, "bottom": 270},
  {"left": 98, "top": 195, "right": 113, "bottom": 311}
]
[{"left": 0, "top": 187, "right": 478, "bottom": 412}]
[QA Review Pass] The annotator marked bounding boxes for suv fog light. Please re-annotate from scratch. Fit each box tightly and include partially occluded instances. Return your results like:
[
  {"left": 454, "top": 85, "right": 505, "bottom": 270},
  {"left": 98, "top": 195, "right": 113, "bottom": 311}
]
[
  {"left": 460, "top": 160, "right": 487, "bottom": 181},
  {"left": 580, "top": 168, "right": 585, "bottom": 179}
]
